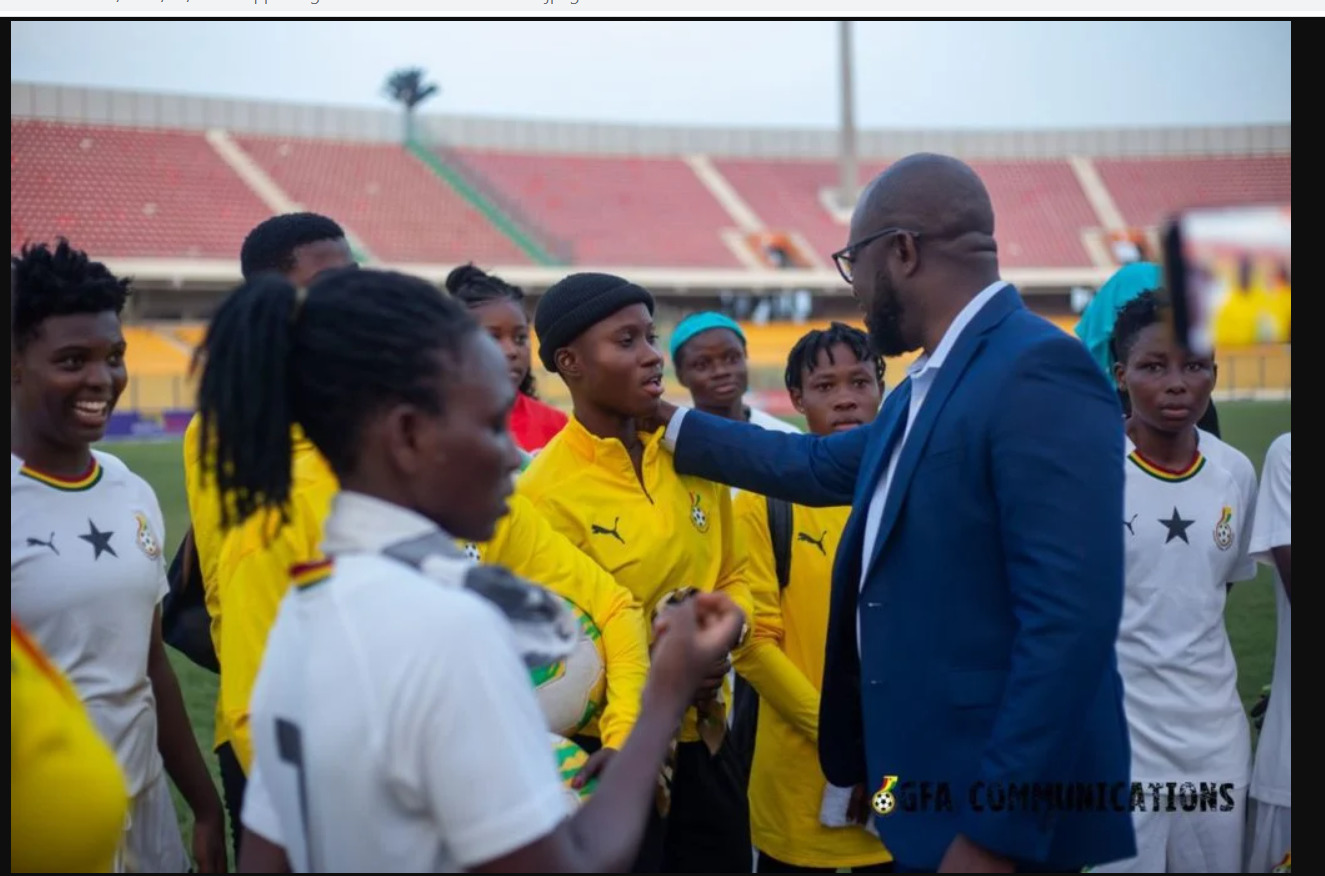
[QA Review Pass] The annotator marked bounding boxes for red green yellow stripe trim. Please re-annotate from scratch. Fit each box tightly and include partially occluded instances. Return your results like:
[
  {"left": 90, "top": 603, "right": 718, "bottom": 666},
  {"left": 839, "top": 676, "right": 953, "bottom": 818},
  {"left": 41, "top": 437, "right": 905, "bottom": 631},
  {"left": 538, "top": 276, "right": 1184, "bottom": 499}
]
[
  {"left": 291, "top": 559, "right": 334, "bottom": 591},
  {"left": 11, "top": 617, "right": 79, "bottom": 704},
  {"left": 18, "top": 458, "right": 103, "bottom": 492},
  {"left": 1128, "top": 449, "right": 1206, "bottom": 483}
]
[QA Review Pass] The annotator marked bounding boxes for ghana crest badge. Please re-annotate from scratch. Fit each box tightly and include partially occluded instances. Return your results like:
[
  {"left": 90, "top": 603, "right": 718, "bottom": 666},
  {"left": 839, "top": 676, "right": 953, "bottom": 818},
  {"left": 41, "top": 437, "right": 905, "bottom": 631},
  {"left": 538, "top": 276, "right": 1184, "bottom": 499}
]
[{"left": 1213, "top": 506, "right": 1235, "bottom": 551}]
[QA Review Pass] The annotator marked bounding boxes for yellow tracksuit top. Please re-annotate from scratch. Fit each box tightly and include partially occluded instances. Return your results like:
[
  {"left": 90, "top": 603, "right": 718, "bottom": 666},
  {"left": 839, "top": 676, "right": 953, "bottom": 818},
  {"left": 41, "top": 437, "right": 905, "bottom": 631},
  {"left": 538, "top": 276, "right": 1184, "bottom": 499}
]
[
  {"left": 731, "top": 492, "right": 892, "bottom": 869},
  {"left": 182, "top": 413, "right": 327, "bottom": 755},
  {"left": 464, "top": 501, "right": 650, "bottom": 751},
  {"left": 181, "top": 414, "right": 224, "bottom": 686},
  {"left": 517, "top": 416, "right": 753, "bottom": 744},
  {"left": 193, "top": 427, "right": 648, "bottom": 771},
  {"left": 12, "top": 620, "right": 130, "bottom": 874}
]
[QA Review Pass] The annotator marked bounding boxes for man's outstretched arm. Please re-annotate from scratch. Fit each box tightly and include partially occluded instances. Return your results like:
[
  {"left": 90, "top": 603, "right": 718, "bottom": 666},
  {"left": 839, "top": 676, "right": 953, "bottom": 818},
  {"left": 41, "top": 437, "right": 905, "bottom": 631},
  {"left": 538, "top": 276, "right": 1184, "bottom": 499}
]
[{"left": 660, "top": 400, "right": 879, "bottom": 508}]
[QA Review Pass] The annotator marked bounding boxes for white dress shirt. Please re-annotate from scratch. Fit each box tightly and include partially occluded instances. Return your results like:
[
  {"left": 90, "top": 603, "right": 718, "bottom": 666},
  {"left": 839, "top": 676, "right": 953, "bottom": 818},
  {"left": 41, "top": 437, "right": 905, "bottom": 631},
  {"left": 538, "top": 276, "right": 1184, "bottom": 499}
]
[{"left": 857, "top": 280, "right": 1007, "bottom": 587}]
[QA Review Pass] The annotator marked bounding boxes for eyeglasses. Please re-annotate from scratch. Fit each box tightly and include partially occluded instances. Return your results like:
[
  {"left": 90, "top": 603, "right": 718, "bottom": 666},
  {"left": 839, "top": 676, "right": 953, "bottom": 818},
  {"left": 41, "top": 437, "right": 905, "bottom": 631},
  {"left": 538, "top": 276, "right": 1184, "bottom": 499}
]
[{"left": 831, "top": 227, "right": 920, "bottom": 285}]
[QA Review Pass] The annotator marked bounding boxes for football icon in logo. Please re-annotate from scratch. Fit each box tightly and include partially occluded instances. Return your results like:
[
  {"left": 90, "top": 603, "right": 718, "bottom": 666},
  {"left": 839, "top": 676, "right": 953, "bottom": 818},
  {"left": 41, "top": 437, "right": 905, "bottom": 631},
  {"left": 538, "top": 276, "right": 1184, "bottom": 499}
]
[{"left": 872, "top": 775, "right": 899, "bottom": 816}]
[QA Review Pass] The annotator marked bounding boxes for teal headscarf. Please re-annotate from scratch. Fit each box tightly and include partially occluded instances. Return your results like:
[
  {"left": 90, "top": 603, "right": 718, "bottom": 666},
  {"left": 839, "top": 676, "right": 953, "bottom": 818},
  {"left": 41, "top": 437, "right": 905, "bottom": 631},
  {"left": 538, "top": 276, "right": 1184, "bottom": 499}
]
[
  {"left": 669, "top": 312, "right": 746, "bottom": 363},
  {"left": 1074, "top": 262, "right": 1163, "bottom": 378}
]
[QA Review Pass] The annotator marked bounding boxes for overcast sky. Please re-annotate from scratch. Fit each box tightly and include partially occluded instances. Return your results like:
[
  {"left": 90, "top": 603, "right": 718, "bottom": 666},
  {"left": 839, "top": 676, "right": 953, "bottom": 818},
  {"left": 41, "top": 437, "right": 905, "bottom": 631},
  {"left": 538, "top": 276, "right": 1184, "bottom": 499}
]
[{"left": 11, "top": 19, "right": 1291, "bottom": 129}]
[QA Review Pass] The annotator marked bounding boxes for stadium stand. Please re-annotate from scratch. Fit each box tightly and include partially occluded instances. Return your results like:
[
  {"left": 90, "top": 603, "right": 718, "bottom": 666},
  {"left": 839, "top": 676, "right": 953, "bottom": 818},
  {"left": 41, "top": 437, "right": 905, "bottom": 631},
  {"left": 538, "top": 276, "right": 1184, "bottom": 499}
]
[
  {"left": 232, "top": 135, "right": 531, "bottom": 266},
  {"left": 1095, "top": 155, "right": 1293, "bottom": 228},
  {"left": 712, "top": 158, "right": 1099, "bottom": 268},
  {"left": 453, "top": 150, "right": 748, "bottom": 268},
  {"left": 10, "top": 120, "right": 271, "bottom": 259},
  {"left": 9, "top": 83, "right": 1290, "bottom": 422}
]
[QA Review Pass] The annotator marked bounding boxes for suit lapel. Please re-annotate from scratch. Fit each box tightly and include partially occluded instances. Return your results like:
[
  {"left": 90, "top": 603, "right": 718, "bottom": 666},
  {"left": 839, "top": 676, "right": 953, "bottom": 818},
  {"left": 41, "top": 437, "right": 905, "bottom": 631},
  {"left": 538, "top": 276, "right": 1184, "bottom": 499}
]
[
  {"left": 854, "top": 379, "right": 913, "bottom": 510},
  {"left": 862, "top": 286, "right": 1023, "bottom": 583}
]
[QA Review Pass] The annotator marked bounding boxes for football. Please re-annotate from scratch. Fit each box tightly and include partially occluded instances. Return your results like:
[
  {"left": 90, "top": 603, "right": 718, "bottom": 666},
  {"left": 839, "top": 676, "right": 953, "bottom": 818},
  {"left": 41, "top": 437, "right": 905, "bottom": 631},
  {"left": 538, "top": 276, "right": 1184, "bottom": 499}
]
[
  {"left": 551, "top": 733, "right": 597, "bottom": 810},
  {"left": 530, "top": 596, "right": 607, "bottom": 736},
  {"left": 872, "top": 789, "right": 895, "bottom": 816}
]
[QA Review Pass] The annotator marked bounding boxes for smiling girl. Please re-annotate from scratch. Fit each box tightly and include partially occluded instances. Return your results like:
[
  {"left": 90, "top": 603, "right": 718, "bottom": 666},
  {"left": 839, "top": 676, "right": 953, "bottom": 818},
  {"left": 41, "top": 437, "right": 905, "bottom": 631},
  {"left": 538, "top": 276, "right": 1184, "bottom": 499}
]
[{"left": 10, "top": 240, "right": 226, "bottom": 872}]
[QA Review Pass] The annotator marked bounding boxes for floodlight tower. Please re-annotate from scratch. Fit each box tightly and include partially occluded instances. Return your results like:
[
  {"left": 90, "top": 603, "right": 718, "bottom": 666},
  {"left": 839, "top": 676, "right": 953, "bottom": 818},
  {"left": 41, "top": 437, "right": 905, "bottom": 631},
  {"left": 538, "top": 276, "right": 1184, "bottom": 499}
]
[{"left": 838, "top": 20, "right": 858, "bottom": 212}]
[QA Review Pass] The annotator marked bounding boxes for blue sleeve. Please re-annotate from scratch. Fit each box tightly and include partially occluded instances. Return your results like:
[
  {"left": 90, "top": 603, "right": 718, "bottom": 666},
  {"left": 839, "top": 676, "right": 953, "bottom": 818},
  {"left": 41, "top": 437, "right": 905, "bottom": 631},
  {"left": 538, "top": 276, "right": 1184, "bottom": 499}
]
[
  {"left": 956, "top": 336, "right": 1126, "bottom": 863},
  {"left": 672, "top": 409, "right": 871, "bottom": 507}
]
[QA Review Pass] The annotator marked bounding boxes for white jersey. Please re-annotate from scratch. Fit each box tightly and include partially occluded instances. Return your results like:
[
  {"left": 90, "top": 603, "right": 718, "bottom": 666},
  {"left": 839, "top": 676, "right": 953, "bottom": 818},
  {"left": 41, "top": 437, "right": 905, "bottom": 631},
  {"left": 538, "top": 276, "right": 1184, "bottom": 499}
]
[
  {"left": 747, "top": 405, "right": 801, "bottom": 434},
  {"left": 1249, "top": 433, "right": 1290, "bottom": 808},
  {"left": 240, "top": 491, "right": 570, "bottom": 873},
  {"left": 10, "top": 450, "right": 169, "bottom": 797},
  {"left": 1117, "top": 430, "right": 1259, "bottom": 786}
]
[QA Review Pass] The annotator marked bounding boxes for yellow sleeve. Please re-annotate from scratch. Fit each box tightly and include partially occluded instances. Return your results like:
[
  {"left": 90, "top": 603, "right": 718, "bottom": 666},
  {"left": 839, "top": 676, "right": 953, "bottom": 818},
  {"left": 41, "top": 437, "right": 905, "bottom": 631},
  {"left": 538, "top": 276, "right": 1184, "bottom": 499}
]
[
  {"left": 477, "top": 495, "right": 649, "bottom": 751},
  {"left": 217, "top": 491, "right": 326, "bottom": 773},
  {"left": 12, "top": 625, "right": 129, "bottom": 874},
  {"left": 730, "top": 493, "right": 821, "bottom": 743},
  {"left": 714, "top": 486, "right": 754, "bottom": 631}
]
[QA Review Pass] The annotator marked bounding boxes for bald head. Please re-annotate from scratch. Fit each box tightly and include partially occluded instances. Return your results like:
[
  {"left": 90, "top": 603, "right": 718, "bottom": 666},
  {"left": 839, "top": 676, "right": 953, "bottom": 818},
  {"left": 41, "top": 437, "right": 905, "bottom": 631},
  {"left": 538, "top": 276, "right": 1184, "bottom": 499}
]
[{"left": 855, "top": 153, "right": 996, "bottom": 250}]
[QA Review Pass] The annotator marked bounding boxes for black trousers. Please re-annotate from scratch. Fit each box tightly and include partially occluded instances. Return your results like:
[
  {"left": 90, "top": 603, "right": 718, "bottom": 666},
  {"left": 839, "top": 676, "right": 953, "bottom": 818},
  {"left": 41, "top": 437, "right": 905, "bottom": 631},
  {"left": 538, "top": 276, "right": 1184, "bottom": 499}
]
[
  {"left": 216, "top": 742, "right": 248, "bottom": 861},
  {"left": 756, "top": 851, "right": 895, "bottom": 873},
  {"left": 663, "top": 738, "right": 753, "bottom": 873}
]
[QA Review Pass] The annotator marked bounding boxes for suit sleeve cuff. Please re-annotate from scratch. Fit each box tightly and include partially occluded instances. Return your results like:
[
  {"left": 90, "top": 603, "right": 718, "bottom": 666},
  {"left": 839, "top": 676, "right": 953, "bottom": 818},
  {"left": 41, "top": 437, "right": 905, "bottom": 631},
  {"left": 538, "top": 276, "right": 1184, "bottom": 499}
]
[{"left": 662, "top": 405, "right": 690, "bottom": 451}]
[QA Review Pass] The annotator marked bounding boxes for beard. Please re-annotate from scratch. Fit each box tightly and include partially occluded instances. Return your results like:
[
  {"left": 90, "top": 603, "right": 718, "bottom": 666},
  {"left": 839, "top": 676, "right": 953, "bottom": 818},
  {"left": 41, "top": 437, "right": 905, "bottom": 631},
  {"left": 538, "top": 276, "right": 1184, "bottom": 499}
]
[{"left": 864, "top": 270, "right": 919, "bottom": 358}]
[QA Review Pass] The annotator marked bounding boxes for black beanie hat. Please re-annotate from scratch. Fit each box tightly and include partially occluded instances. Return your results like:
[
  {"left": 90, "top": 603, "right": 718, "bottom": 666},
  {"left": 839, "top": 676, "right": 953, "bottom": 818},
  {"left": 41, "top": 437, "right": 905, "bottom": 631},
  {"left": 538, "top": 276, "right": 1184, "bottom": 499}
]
[{"left": 534, "top": 272, "right": 655, "bottom": 373}]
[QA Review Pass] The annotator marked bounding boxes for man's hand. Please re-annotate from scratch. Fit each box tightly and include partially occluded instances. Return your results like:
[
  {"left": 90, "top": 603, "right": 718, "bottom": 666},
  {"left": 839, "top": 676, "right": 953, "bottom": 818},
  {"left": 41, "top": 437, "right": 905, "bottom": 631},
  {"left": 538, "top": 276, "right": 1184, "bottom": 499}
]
[
  {"left": 572, "top": 746, "right": 616, "bottom": 790},
  {"left": 638, "top": 400, "right": 678, "bottom": 436},
  {"left": 937, "top": 834, "right": 1014, "bottom": 873},
  {"left": 191, "top": 806, "right": 229, "bottom": 873}
]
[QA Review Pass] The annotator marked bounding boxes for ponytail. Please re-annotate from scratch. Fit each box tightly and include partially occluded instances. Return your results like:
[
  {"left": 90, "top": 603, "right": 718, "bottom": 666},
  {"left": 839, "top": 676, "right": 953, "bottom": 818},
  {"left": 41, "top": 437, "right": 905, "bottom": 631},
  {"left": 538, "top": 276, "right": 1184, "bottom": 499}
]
[
  {"left": 194, "top": 266, "right": 481, "bottom": 534},
  {"left": 194, "top": 272, "right": 301, "bottom": 531}
]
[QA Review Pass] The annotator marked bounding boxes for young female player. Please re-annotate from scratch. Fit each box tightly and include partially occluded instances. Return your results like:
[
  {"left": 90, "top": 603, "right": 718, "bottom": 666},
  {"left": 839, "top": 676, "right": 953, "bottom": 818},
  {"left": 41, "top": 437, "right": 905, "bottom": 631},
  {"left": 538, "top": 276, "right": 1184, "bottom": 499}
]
[
  {"left": 10, "top": 240, "right": 226, "bottom": 872},
  {"left": 1089, "top": 290, "right": 1258, "bottom": 874},
  {"left": 1074, "top": 262, "right": 1221, "bottom": 437},
  {"left": 671, "top": 311, "right": 801, "bottom": 436},
  {"left": 521, "top": 272, "right": 754, "bottom": 873},
  {"left": 191, "top": 266, "right": 743, "bottom": 873},
  {"left": 445, "top": 263, "right": 568, "bottom": 452},
  {"left": 733, "top": 324, "right": 893, "bottom": 874}
]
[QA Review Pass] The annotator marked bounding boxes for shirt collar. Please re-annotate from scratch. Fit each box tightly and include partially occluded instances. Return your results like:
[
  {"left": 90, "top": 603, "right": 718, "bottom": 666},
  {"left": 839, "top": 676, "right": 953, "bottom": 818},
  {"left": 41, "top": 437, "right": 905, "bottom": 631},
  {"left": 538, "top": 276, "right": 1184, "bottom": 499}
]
[
  {"left": 321, "top": 490, "right": 453, "bottom": 557},
  {"left": 906, "top": 280, "right": 1009, "bottom": 381},
  {"left": 561, "top": 413, "right": 665, "bottom": 469}
]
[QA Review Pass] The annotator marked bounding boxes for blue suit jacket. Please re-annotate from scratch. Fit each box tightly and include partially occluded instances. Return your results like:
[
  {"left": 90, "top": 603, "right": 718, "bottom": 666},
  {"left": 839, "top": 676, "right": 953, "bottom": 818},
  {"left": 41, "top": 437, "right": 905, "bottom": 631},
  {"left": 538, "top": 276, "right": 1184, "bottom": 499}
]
[{"left": 673, "top": 287, "right": 1136, "bottom": 871}]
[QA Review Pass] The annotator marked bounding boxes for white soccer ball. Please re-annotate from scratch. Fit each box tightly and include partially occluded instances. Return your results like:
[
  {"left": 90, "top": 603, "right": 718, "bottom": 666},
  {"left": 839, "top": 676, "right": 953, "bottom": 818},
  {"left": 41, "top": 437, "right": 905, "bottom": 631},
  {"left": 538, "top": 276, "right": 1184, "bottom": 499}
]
[{"left": 531, "top": 596, "right": 606, "bottom": 737}]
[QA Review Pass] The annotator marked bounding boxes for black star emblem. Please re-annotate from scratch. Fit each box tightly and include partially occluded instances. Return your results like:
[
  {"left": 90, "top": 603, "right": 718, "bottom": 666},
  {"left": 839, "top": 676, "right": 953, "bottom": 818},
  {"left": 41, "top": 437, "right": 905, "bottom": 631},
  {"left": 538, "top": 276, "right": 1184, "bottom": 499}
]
[
  {"left": 79, "top": 519, "right": 117, "bottom": 560},
  {"left": 1158, "top": 507, "right": 1194, "bottom": 545}
]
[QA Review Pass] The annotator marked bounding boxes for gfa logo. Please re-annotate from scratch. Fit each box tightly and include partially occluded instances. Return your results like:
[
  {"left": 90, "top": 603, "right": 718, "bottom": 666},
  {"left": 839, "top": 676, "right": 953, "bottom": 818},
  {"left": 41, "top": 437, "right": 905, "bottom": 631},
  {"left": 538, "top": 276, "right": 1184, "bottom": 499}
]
[{"left": 872, "top": 775, "right": 899, "bottom": 816}]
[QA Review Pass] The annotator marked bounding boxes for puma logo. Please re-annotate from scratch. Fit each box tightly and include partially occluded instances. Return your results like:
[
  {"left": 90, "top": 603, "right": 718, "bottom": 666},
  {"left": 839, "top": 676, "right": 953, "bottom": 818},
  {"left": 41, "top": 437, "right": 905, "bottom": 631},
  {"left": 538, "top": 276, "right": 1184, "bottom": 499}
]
[
  {"left": 26, "top": 532, "right": 59, "bottom": 555},
  {"left": 1124, "top": 514, "right": 1138, "bottom": 536},
  {"left": 798, "top": 530, "right": 828, "bottom": 555},
  {"left": 592, "top": 517, "right": 625, "bottom": 544}
]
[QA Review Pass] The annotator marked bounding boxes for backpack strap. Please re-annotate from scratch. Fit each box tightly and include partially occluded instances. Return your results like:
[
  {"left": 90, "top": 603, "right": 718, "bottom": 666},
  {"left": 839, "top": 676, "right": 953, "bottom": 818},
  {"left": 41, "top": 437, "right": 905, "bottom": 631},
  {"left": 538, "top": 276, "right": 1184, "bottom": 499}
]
[{"left": 765, "top": 495, "right": 794, "bottom": 591}]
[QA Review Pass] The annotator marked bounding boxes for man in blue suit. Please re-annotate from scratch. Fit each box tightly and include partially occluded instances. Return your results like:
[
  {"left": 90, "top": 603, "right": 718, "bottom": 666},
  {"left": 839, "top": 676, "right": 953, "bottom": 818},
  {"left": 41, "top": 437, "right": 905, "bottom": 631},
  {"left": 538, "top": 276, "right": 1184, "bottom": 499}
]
[{"left": 654, "top": 154, "right": 1136, "bottom": 873}]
